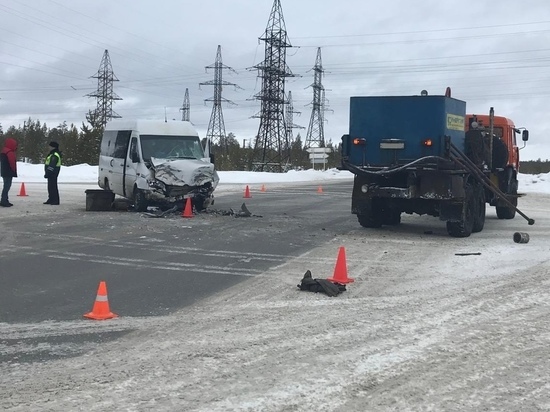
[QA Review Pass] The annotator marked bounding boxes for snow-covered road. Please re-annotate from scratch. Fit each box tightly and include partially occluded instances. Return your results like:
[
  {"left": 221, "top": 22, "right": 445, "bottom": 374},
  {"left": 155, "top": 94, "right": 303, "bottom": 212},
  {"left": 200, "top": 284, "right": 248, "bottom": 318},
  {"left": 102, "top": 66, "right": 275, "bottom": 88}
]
[{"left": 1, "top": 189, "right": 549, "bottom": 411}]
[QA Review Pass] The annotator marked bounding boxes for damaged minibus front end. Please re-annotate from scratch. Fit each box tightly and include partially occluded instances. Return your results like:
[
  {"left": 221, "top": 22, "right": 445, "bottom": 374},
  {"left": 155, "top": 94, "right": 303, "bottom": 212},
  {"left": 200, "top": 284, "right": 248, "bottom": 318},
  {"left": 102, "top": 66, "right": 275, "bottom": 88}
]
[{"left": 143, "top": 157, "right": 219, "bottom": 211}]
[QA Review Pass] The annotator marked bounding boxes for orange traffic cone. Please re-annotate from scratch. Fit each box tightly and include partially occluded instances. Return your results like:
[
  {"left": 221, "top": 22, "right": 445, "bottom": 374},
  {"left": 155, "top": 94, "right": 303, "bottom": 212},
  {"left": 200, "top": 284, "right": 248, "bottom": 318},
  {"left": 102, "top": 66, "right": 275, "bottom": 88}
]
[
  {"left": 243, "top": 185, "right": 252, "bottom": 198},
  {"left": 182, "top": 197, "right": 193, "bottom": 218},
  {"left": 327, "top": 246, "right": 355, "bottom": 284},
  {"left": 260, "top": 184, "right": 266, "bottom": 192},
  {"left": 84, "top": 281, "right": 118, "bottom": 320},
  {"left": 17, "top": 182, "right": 28, "bottom": 197},
  {"left": 317, "top": 185, "right": 323, "bottom": 194}
]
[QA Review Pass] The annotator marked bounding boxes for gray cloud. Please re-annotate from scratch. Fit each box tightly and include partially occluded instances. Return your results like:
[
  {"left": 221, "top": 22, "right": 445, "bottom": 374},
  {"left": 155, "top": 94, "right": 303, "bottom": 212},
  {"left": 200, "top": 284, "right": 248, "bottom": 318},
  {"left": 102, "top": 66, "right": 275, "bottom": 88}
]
[{"left": 0, "top": 0, "right": 549, "bottom": 160}]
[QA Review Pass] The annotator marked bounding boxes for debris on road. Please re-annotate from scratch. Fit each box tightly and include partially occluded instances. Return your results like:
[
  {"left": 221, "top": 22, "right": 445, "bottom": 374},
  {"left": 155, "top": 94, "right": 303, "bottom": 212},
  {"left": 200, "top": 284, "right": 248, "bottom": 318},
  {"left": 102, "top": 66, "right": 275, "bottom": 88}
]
[
  {"left": 513, "top": 232, "right": 530, "bottom": 244},
  {"left": 455, "top": 252, "right": 482, "bottom": 256},
  {"left": 297, "top": 270, "right": 346, "bottom": 297},
  {"left": 141, "top": 205, "right": 179, "bottom": 218}
]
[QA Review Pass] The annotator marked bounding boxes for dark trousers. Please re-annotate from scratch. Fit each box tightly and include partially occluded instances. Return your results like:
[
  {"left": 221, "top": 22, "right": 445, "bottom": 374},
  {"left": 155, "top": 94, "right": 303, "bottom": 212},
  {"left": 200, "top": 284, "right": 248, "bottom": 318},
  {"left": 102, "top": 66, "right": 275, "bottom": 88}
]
[
  {"left": 47, "top": 175, "right": 59, "bottom": 203},
  {"left": 1, "top": 176, "right": 12, "bottom": 202}
]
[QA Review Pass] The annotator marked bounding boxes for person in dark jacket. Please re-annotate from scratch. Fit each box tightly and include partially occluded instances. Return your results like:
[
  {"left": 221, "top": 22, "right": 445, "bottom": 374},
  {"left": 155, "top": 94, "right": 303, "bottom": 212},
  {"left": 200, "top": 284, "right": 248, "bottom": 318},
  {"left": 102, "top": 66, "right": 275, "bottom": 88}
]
[
  {"left": 44, "top": 141, "right": 62, "bottom": 205},
  {"left": 0, "top": 137, "right": 18, "bottom": 207}
]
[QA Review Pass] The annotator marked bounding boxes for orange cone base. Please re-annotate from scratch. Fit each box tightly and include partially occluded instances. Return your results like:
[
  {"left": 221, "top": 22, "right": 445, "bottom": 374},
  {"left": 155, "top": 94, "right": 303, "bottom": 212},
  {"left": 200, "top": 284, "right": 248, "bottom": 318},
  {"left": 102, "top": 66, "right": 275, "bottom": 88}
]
[
  {"left": 17, "top": 183, "right": 28, "bottom": 196},
  {"left": 326, "top": 276, "right": 355, "bottom": 284},
  {"left": 84, "top": 311, "right": 118, "bottom": 320},
  {"left": 182, "top": 198, "right": 193, "bottom": 218}
]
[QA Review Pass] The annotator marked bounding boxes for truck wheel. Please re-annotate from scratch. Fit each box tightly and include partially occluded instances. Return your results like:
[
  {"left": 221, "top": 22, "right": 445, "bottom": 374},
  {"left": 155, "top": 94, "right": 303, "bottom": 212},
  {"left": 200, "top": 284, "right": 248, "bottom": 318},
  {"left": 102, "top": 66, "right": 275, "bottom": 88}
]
[
  {"left": 382, "top": 211, "right": 401, "bottom": 226},
  {"left": 496, "top": 203, "right": 516, "bottom": 219},
  {"left": 472, "top": 184, "right": 486, "bottom": 233},
  {"left": 133, "top": 188, "right": 148, "bottom": 212},
  {"left": 496, "top": 177, "right": 517, "bottom": 220},
  {"left": 446, "top": 185, "right": 474, "bottom": 237},
  {"left": 357, "top": 200, "right": 383, "bottom": 228}
]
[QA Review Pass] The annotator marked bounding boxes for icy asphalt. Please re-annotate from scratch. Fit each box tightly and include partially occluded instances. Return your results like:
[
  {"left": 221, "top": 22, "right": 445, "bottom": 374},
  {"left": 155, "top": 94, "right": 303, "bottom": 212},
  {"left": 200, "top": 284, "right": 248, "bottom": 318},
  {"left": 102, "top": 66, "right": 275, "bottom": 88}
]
[{"left": 1, "top": 183, "right": 549, "bottom": 411}]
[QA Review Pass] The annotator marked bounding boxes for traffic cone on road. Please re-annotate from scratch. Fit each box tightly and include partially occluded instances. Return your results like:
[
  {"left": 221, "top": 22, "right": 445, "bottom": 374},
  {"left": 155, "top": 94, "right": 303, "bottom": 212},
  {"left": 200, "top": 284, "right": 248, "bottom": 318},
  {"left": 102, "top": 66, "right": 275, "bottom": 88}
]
[
  {"left": 243, "top": 185, "right": 252, "bottom": 198},
  {"left": 260, "top": 184, "right": 266, "bottom": 192},
  {"left": 17, "top": 182, "right": 28, "bottom": 197},
  {"left": 327, "top": 246, "right": 355, "bottom": 284},
  {"left": 84, "top": 281, "right": 118, "bottom": 320},
  {"left": 182, "top": 197, "right": 193, "bottom": 218},
  {"left": 317, "top": 185, "right": 323, "bottom": 194}
]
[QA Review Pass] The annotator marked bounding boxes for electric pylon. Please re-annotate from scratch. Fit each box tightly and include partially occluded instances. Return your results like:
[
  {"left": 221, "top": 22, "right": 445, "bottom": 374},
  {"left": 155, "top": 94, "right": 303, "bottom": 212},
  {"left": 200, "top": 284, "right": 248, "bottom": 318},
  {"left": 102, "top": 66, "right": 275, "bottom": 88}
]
[
  {"left": 250, "top": 0, "right": 294, "bottom": 172},
  {"left": 305, "top": 47, "right": 328, "bottom": 148},
  {"left": 180, "top": 88, "right": 190, "bottom": 122},
  {"left": 285, "top": 91, "right": 304, "bottom": 145},
  {"left": 86, "top": 49, "right": 122, "bottom": 128},
  {"left": 200, "top": 45, "right": 240, "bottom": 154}
]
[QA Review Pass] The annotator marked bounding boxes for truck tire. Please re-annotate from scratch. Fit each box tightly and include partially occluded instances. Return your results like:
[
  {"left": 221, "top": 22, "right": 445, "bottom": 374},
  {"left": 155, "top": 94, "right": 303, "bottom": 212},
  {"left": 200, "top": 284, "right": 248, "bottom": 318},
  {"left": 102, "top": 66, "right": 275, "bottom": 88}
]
[
  {"left": 382, "top": 211, "right": 401, "bottom": 225},
  {"left": 472, "top": 184, "right": 486, "bottom": 233},
  {"left": 357, "top": 200, "right": 383, "bottom": 228},
  {"left": 496, "top": 200, "right": 516, "bottom": 219},
  {"left": 133, "top": 188, "right": 148, "bottom": 212},
  {"left": 446, "top": 184, "right": 474, "bottom": 238},
  {"left": 496, "top": 174, "right": 517, "bottom": 220}
]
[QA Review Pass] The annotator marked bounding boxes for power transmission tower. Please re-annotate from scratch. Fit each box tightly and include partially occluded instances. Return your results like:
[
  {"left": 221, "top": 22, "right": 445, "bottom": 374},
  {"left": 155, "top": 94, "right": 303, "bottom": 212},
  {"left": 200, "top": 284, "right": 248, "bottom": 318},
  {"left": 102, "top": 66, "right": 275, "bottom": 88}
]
[
  {"left": 180, "top": 88, "right": 190, "bottom": 122},
  {"left": 250, "top": 0, "right": 294, "bottom": 172},
  {"left": 305, "top": 47, "right": 329, "bottom": 148},
  {"left": 285, "top": 91, "right": 304, "bottom": 144},
  {"left": 86, "top": 49, "right": 122, "bottom": 128},
  {"left": 200, "top": 45, "right": 240, "bottom": 154}
]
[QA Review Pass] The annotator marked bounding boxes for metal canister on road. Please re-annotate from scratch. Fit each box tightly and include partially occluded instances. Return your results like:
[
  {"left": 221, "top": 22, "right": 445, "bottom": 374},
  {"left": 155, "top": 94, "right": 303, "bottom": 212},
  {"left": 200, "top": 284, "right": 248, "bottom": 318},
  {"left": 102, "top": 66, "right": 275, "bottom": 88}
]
[{"left": 513, "top": 232, "right": 530, "bottom": 244}]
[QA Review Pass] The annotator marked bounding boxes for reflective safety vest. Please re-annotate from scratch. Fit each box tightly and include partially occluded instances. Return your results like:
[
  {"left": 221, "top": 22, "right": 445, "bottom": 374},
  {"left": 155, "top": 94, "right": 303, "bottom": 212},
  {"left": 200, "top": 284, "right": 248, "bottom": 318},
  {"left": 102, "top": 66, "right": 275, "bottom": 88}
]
[{"left": 45, "top": 152, "right": 62, "bottom": 167}]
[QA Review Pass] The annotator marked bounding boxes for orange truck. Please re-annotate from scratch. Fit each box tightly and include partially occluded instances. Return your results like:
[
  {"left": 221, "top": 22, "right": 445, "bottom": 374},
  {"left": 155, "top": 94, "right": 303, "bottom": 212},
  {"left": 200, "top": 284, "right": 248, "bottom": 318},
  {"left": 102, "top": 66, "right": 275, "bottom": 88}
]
[
  {"left": 340, "top": 89, "right": 533, "bottom": 237},
  {"left": 465, "top": 110, "right": 528, "bottom": 219}
]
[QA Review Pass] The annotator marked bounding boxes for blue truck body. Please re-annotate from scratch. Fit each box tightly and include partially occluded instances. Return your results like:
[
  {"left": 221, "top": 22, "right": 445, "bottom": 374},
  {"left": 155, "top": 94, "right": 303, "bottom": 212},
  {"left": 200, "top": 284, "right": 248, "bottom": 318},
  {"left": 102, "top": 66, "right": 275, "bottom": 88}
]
[
  {"left": 345, "top": 95, "right": 466, "bottom": 167},
  {"left": 339, "top": 91, "right": 531, "bottom": 237}
]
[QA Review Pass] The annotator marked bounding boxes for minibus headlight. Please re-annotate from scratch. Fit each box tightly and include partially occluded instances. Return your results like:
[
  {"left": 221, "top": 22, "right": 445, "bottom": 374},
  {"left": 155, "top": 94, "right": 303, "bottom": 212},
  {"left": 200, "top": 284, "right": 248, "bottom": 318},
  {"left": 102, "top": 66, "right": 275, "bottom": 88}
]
[{"left": 149, "top": 179, "right": 166, "bottom": 191}]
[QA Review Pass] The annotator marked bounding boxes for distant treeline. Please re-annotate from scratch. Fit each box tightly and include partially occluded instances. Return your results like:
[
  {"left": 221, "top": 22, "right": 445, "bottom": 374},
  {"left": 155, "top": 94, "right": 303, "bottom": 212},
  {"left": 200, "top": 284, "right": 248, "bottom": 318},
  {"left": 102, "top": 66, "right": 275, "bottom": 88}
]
[
  {"left": 0, "top": 118, "right": 342, "bottom": 170},
  {"left": 519, "top": 160, "right": 550, "bottom": 175},
  {"left": 2, "top": 118, "right": 544, "bottom": 173},
  {"left": 0, "top": 118, "right": 101, "bottom": 166}
]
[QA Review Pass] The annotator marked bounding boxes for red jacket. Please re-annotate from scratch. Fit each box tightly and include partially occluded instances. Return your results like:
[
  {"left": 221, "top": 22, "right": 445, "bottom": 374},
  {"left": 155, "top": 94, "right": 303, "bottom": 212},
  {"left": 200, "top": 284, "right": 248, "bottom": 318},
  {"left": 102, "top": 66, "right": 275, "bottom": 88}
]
[{"left": 0, "top": 138, "right": 18, "bottom": 178}]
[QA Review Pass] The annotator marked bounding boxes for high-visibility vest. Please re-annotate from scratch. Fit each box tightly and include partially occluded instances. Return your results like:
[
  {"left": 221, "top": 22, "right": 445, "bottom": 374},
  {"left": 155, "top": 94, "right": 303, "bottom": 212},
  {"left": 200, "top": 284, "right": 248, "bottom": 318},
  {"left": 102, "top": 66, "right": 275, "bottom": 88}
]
[{"left": 45, "top": 152, "right": 62, "bottom": 167}]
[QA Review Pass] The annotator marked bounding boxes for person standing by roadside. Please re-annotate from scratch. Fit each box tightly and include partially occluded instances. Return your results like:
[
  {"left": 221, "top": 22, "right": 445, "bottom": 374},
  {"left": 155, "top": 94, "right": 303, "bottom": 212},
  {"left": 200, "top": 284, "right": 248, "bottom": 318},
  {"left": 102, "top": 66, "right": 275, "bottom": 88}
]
[
  {"left": 0, "top": 137, "right": 18, "bottom": 207},
  {"left": 44, "top": 141, "right": 62, "bottom": 205}
]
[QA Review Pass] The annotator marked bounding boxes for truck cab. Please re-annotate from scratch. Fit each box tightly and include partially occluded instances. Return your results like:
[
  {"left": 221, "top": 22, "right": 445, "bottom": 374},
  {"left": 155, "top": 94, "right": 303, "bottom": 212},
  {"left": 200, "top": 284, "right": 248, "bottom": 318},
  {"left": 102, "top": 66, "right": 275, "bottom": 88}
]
[{"left": 465, "top": 114, "right": 523, "bottom": 171}]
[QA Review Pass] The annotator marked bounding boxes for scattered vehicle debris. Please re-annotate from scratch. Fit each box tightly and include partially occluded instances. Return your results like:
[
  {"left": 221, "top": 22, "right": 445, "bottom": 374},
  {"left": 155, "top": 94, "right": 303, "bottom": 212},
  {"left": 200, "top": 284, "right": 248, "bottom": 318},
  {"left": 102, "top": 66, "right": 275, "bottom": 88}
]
[
  {"left": 513, "top": 232, "right": 530, "bottom": 244},
  {"left": 141, "top": 205, "right": 179, "bottom": 218},
  {"left": 297, "top": 270, "right": 346, "bottom": 297},
  {"left": 140, "top": 203, "right": 262, "bottom": 218}
]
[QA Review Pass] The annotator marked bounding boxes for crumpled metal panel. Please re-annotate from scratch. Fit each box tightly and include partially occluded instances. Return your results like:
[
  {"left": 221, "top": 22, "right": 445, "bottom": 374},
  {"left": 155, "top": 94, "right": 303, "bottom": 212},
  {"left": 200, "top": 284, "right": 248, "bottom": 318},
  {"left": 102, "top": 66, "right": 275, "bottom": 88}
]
[{"left": 151, "top": 158, "right": 219, "bottom": 188}]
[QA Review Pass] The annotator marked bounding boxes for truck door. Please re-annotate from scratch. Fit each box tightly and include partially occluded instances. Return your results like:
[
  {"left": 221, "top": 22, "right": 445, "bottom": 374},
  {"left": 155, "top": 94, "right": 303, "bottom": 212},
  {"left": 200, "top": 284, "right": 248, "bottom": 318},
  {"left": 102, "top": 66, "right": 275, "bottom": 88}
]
[
  {"left": 110, "top": 130, "right": 132, "bottom": 196},
  {"left": 124, "top": 137, "right": 140, "bottom": 197}
]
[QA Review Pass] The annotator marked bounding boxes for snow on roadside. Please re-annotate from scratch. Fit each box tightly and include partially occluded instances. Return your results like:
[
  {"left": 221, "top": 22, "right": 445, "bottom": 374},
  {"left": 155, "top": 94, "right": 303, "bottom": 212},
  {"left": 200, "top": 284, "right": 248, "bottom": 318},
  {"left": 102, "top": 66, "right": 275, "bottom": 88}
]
[
  {"left": 2, "top": 193, "right": 549, "bottom": 411},
  {"left": 13, "top": 161, "right": 550, "bottom": 195}
]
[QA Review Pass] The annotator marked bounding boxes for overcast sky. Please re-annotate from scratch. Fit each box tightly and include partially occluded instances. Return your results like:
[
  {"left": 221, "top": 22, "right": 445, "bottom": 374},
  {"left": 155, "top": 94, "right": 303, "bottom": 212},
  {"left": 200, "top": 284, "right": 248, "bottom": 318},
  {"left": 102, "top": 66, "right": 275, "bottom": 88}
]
[{"left": 1, "top": 0, "right": 549, "bottom": 160}]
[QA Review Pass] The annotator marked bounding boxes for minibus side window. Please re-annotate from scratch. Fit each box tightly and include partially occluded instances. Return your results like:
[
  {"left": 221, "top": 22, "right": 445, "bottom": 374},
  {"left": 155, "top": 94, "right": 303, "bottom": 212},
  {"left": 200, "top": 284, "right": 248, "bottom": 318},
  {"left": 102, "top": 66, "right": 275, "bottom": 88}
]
[{"left": 114, "top": 130, "right": 132, "bottom": 158}]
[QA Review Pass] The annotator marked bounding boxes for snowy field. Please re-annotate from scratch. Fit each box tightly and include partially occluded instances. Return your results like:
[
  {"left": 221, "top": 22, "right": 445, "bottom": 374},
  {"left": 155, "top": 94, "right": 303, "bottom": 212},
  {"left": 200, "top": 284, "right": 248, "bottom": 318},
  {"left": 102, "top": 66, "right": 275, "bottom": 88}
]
[
  {"left": 9, "top": 162, "right": 550, "bottom": 193},
  {"left": 2, "top": 164, "right": 550, "bottom": 411}
]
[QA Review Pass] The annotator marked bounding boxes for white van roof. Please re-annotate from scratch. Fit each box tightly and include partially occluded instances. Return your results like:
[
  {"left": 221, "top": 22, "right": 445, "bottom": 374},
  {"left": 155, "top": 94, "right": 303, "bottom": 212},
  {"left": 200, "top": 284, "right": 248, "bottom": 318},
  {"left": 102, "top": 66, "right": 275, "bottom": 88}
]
[{"left": 104, "top": 119, "right": 199, "bottom": 136}]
